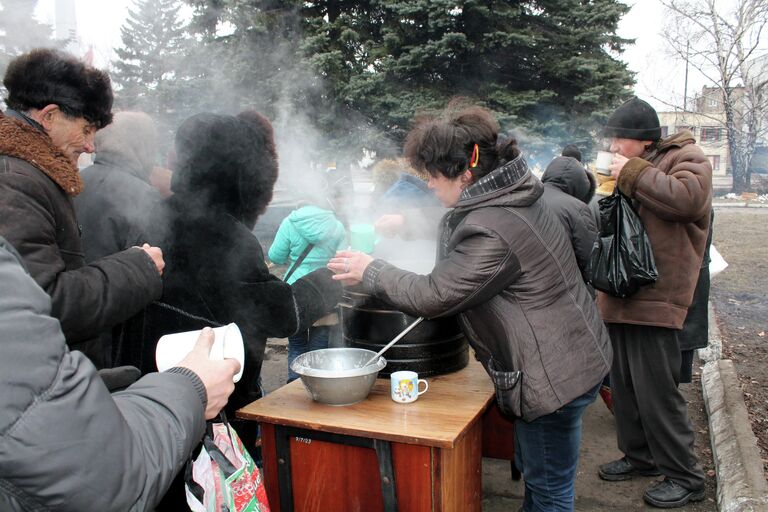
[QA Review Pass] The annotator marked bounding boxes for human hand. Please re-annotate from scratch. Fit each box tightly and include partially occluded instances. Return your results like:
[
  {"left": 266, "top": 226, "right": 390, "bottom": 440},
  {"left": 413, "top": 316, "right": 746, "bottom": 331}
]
[
  {"left": 374, "top": 214, "right": 405, "bottom": 238},
  {"left": 140, "top": 243, "right": 165, "bottom": 275},
  {"left": 610, "top": 154, "right": 629, "bottom": 179},
  {"left": 177, "top": 327, "right": 240, "bottom": 420},
  {"left": 327, "top": 250, "right": 373, "bottom": 285},
  {"left": 149, "top": 166, "right": 173, "bottom": 198}
]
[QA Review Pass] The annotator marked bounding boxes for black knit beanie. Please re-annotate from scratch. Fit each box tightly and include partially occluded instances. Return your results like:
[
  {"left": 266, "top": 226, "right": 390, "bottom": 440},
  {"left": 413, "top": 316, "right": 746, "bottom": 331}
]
[
  {"left": 561, "top": 144, "right": 582, "bottom": 162},
  {"left": 604, "top": 97, "right": 661, "bottom": 141}
]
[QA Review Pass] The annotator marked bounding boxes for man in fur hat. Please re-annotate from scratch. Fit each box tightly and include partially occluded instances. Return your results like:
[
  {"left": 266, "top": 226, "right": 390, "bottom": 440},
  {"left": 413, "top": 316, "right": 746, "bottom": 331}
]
[
  {"left": 595, "top": 97, "right": 711, "bottom": 508},
  {"left": 0, "top": 49, "right": 165, "bottom": 368}
]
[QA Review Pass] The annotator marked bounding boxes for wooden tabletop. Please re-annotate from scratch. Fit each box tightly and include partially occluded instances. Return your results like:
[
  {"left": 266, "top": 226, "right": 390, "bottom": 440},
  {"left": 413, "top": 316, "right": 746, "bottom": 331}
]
[{"left": 237, "top": 359, "right": 495, "bottom": 449}]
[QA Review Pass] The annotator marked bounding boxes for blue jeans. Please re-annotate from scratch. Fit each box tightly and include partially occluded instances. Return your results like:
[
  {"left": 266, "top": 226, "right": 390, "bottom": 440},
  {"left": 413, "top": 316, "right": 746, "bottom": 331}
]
[
  {"left": 514, "top": 384, "right": 599, "bottom": 512},
  {"left": 287, "top": 326, "right": 331, "bottom": 382}
]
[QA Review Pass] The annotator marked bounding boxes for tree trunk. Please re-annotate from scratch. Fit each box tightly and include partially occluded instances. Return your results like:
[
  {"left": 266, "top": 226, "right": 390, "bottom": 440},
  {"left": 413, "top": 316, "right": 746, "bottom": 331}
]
[
  {"left": 731, "top": 153, "right": 748, "bottom": 194},
  {"left": 724, "top": 101, "right": 748, "bottom": 194}
]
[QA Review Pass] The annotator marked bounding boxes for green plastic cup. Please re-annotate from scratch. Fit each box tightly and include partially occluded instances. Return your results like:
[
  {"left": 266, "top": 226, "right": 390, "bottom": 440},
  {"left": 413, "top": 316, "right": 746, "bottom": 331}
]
[{"left": 350, "top": 223, "right": 378, "bottom": 254}]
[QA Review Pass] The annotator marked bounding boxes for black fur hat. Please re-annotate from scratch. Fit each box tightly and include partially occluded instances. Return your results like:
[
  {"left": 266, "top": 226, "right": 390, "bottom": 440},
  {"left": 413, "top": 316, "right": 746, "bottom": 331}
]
[
  {"left": 172, "top": 112, "right": 278, "bottom": 226},
  {"left": 603, "top": 97, "right": 661, "bottom": 141},
  {"left": 3, "top": 48, "right": 113, "bottom": 129}
]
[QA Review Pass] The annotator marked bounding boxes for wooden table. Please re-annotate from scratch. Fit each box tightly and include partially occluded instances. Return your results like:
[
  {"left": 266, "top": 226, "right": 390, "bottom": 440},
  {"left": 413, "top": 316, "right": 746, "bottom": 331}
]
[{"left": 238, "top": 360, "right": 512, "bottom": 512}]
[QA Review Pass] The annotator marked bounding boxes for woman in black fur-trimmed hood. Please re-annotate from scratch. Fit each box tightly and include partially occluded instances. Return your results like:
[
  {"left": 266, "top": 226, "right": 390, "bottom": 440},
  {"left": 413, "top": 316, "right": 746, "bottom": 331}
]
[{"left": 115, "top": 112, "right": 342, "bottom": 497}]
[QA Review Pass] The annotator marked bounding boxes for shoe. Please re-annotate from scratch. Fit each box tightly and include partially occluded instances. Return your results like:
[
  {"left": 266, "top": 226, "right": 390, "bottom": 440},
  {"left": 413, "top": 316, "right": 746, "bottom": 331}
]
[
  {"left": 643, "top": 478, "right": 705, "bottom": 508},
  {"left": 598, "top": 457, "right": 661, "bottom": 481}
]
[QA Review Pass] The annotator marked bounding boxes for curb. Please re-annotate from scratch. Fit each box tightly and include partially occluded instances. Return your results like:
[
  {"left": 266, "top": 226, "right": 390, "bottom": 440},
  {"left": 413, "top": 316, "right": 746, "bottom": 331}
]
[
  {"left": 699, "top": 304, "right": 768, "bottom": 512},
  {"left": 712, "top": 202, "right": 768, "bottom": 209}
]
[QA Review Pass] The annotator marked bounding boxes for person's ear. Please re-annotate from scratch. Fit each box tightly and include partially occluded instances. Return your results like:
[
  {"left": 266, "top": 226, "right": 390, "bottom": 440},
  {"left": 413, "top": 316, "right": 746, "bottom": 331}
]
[
  {"left": 461, "top": 169, "right": 474, "bottom": 185},
  {"left": 37, "top": 104, "right": 61, "bottom": 132}
]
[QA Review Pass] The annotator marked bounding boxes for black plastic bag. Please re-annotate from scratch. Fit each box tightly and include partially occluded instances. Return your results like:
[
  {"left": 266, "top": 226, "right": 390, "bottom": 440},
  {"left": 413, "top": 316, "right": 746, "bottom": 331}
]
[{"left": 588, "top": 191, "right": 658, "bottom": 298}]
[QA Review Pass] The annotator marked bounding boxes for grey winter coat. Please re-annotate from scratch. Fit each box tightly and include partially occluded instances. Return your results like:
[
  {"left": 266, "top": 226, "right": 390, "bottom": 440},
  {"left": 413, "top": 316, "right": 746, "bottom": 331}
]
[
  {"left": 363, "top": 156, "right": 612, "bottom": 421},
  {"left": 540, "top": 158, "right": 600, "bottom": 277},
  {"left": 0, "top": 112, "right": 162, "bottom": 366},
  {"left": 539, "top": 185, "right": 597, "bottom": 280},
  {"left": 538, "top": 159, "right": 599, "bottom": 282},
  {"left": 74, "top": 112, "right": 163, "bottom": 261},
  {"left": 0, "top": 237, "right": 207, "bottom": 512}
]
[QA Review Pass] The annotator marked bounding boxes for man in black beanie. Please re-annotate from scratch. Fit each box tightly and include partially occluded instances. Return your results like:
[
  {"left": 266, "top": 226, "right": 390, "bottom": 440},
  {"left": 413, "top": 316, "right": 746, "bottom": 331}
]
[
  {"left": 595, "top": 97, "right": 711, "bottom": 508},
  {"left": 561, "top": 143, "right": 582, "bottom": 162}
]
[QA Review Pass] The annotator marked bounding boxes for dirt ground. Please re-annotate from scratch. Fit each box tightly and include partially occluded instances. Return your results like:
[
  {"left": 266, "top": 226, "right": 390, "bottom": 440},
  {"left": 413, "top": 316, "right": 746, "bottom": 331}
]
[{"left": 710, "top": 207, "right": 768, "bottom": 476}]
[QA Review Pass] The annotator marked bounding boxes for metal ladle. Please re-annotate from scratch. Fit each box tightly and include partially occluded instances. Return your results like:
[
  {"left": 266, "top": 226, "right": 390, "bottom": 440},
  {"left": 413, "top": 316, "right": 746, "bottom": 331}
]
[{"left": 361, "top": 316, "right": 425, "bottom": 367}]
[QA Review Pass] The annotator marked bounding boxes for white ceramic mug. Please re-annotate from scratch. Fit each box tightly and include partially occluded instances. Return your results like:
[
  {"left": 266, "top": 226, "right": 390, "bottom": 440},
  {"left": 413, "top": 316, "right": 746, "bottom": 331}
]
[
  {"left": 595, "top": 150, "right": 614, "bottom": 175},
  {"left": 155, "top": 323, "right": 244, "bottom": 382},
  {"left": 390, "top": 370, "right": 428, "bottom": 403}
]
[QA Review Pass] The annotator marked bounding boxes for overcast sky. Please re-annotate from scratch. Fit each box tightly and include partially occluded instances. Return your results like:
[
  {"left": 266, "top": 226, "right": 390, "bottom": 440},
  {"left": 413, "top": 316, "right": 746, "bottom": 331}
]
[{"left": 33, "top": 0, "right": 723, "bottom": 110}]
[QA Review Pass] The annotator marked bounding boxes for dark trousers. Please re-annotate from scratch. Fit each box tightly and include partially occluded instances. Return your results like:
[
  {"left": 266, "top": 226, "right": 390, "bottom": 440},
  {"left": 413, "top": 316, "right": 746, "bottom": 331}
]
[{"left": 608, "top": 323, "right": 705, "bottom": 490}]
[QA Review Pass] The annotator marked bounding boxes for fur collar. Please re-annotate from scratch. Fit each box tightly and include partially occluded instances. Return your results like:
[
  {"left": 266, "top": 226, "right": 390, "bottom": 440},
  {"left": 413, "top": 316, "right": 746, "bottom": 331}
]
[{"left": 0, "top": 112, "right": 82, "bottom": 195}]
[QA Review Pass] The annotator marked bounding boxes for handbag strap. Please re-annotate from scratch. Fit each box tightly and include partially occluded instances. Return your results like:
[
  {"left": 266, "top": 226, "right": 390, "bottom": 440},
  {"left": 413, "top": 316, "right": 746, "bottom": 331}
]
[
  {"left": 202, "top": 411, "right": 240, "bottom": 478},
  {"left": 283, "top": 242, "right": 315, "bottom": 282},
  {"left": 184, "top": 411, "right": 241, "bottom": 501}
]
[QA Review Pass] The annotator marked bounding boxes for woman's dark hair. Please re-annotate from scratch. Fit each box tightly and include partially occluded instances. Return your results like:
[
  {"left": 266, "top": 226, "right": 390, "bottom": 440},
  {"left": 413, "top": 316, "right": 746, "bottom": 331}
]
[
  {"left": 3, "top": 48, "right": 113, "bottom": 129},
  {"left": 172, "top": 112, "right": 279, "bottom": 227},
  {"left": 403, "top": 104, "right": 520, "bottom": 181}
]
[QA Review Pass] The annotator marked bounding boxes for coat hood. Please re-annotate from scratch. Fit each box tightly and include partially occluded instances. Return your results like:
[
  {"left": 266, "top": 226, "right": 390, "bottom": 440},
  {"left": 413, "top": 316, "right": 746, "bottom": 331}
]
[
  {"left": 171, "top": 113, "right": 274, "bottom": 226},
  {"left": 288, "top": 205, "right": 346, "bottom": 244},
  {"left": 455, "top": 153, "right": 543, "bottom": 210},
  {"left": 542, "top": 156, "right": 595, "bottom": 204},
  {"left": 0, "top": 111, "right": 82, "bottom": 195},
  {"left": 93, "top": 111, "right": 158, "bottom": 181}
]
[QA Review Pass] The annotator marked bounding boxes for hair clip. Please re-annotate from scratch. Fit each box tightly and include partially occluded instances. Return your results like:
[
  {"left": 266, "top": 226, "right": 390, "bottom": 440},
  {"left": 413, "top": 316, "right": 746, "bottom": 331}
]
[{"left": 469, "top": 143, "right": 479, "bottom": 168}]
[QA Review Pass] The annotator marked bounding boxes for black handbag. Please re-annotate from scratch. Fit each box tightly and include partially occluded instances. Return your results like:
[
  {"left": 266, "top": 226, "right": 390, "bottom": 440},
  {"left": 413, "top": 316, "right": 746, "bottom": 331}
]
[{"left": 588, "top": 190, "right": 658, "bottom": 298}]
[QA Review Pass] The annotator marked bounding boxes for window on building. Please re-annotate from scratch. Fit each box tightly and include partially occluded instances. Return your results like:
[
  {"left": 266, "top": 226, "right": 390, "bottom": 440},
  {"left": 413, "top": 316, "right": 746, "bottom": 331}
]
[
  {"left": 675, "top": 126, "right": 696, "bottom": 135},
  {"left": 660, "top": 126, "right": 669, "bottom": 138},
  {"left": 709, "top": 98, "right": 719, "bottom": 108},
  {"left": 708, "top": 155, "right": 720, "bottom": 171},
  {"left": 701, "top": 127, "right": 722, "bottom": 142}
]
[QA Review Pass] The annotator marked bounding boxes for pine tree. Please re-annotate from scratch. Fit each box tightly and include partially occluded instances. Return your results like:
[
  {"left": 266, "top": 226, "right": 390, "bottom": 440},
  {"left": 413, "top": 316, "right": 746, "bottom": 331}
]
[
  {"left": 303, "top": 0, "right": 635, "bottom": 159},
  {"left": 0, "top": 0, "right": 55, "bottom": 90},
  {"left": 182, "top": 0, "right": 635, "bottom": 163},
  {"left": 112, "top": 0, "right": 189, "bottom": 138}
]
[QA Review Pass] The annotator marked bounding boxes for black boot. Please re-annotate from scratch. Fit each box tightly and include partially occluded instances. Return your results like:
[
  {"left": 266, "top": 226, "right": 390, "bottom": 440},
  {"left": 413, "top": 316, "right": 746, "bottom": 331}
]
[
  {"left": 643, "top": 478, "right": 705, "bottom": 508},
  {"left": 598, "top": 457, "right": 661, "bottom": 481}
]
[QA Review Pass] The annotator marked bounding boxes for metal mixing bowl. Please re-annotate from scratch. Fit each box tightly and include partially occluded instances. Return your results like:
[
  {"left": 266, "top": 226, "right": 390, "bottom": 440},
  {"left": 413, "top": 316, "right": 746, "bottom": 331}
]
[{"left": 290, "top": 348, "right": 387, "bottom": 405}]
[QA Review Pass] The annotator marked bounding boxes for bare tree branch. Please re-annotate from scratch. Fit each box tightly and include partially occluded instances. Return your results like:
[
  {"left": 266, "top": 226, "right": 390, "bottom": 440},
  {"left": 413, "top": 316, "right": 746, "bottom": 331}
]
[{"left": 660, "top": 0, "right": 768, "bottom": 192}]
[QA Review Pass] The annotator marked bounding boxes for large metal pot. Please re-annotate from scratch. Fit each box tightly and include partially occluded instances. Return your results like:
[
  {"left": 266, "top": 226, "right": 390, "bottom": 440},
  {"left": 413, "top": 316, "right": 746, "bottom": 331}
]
[{"left": 340, "top": 288, "right": 468, "bottom": 377}]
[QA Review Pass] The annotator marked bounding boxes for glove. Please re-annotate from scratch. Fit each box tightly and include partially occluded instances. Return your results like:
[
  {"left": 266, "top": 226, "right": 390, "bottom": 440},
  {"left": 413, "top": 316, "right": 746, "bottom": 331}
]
[
  {"left": 98, "top": 366, "right": 142, "bottom": 392},
  {"left": 290, "top": 268, "right": 343, "bottom": 332}
]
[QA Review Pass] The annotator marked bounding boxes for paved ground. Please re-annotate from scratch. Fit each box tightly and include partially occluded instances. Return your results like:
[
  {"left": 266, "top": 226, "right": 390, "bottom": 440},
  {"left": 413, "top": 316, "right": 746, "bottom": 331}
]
[{"left": 260, "top": 340, "right": 717, "bottom": 511}]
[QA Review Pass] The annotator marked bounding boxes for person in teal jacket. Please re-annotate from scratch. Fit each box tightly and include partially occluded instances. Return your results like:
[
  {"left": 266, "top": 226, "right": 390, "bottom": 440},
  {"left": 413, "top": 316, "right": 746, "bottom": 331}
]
[{"left": 269, "top": 199, "right": 347, "bottom": 381}]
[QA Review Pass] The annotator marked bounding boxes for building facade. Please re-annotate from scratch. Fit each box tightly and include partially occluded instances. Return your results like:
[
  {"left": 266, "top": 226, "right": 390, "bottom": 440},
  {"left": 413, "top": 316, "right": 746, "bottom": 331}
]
[{"left": 657, "top": 109, "right": 730, "bottom": 176}]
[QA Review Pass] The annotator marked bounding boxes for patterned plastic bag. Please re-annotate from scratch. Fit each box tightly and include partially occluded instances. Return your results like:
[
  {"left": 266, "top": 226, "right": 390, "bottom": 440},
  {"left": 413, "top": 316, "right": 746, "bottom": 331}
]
[{"left": 185, "top": 417, "right": 270, "bottom": 512}]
